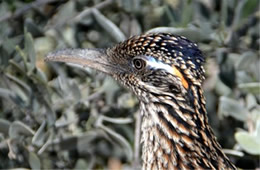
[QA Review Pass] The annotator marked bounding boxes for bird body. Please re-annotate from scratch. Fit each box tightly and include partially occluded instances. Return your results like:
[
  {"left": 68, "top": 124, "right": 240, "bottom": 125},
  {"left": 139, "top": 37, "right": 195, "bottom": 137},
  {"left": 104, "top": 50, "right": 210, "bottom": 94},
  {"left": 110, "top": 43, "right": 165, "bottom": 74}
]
[{"left": 46, "top": 33, "right": 236, "bottom": 170}]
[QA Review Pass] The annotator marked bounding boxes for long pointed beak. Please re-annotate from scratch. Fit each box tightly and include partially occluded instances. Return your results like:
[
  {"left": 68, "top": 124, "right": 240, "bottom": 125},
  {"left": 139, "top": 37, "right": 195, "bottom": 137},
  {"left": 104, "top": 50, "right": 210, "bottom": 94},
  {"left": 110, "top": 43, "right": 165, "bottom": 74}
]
[{"left": 45, "top": 48, "right": 113, "bottom": 74}]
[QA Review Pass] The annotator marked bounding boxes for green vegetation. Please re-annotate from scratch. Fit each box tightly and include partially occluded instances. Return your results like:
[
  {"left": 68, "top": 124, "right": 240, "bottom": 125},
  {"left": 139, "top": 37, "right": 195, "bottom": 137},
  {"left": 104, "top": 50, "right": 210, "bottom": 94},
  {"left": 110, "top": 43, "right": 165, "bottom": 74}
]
[{"left": 0, "top": 0, "right": 259, "bottom": 169}]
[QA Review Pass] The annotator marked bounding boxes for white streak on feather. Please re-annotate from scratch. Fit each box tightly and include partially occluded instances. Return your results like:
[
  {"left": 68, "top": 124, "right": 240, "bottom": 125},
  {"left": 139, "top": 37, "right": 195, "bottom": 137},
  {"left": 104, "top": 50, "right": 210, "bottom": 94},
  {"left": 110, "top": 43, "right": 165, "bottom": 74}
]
[{"left": 146, "top": 56, "right": 173, "bottom": 74}]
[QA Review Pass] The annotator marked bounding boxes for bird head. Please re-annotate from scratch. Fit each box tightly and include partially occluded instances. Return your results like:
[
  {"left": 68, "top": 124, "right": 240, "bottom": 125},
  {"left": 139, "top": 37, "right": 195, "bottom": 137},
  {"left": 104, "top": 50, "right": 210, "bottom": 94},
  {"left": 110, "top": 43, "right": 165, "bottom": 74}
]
[{"left": 46, "top": 33, "right": 205, "bottom": 103}]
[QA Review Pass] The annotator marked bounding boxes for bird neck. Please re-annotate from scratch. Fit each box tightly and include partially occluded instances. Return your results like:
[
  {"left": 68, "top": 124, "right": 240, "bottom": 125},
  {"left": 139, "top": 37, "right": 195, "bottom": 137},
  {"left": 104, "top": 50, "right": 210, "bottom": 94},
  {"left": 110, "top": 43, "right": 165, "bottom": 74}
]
[{"left": 139, "top": 85, "right": 236, "bottom": 169}]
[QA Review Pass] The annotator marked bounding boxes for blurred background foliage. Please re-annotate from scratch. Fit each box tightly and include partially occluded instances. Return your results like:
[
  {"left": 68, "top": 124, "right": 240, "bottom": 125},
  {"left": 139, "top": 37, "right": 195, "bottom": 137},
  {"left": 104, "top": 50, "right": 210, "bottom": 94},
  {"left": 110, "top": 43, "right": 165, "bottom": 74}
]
[{"left": 0, "top": 0, "right": 259, "bottom": 169}]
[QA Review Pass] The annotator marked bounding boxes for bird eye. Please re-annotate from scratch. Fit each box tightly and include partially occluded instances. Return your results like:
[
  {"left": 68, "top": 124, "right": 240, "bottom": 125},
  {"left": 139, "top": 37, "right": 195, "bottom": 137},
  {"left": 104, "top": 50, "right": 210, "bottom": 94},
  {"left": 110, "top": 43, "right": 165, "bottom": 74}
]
[{"left": 133, "top": 58, "right": 146, "bottom": 70}]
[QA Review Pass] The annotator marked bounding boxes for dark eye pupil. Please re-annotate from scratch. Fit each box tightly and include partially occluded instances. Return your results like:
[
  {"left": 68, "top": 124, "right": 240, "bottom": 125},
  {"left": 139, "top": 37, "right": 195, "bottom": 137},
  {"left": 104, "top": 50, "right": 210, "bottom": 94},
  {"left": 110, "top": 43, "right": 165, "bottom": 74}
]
[{"left": 133, "top": 59, "right": 145, "bottom": 70}]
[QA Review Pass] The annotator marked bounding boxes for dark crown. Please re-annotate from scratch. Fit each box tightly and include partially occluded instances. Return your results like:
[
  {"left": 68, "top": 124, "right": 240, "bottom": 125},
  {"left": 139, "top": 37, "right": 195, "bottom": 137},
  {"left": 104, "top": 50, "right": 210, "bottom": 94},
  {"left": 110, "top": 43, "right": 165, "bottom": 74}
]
[{"left": 111, "top": 33, "right": 205, "bottom": 83}]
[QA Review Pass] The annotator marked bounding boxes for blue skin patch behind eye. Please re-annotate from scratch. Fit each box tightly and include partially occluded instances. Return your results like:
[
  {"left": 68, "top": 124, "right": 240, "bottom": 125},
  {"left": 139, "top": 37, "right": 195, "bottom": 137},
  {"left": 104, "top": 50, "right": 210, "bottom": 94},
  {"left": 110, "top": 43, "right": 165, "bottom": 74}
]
[{"left": 146, "top": 56, "right": 173, "bottom": 74}]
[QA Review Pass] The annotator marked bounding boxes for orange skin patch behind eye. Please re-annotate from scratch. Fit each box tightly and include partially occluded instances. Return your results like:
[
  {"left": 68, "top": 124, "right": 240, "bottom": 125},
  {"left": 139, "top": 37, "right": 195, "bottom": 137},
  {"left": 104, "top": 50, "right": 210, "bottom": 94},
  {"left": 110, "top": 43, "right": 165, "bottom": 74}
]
[{"left": 172, "top": 65, "right": 189, "bottom": 89}]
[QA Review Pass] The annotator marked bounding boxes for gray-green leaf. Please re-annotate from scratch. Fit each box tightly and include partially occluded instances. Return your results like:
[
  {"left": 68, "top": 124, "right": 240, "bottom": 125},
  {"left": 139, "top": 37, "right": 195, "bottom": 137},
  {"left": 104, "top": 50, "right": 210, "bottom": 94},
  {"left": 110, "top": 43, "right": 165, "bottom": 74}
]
[
  {"left": 218, "top": 96, "right": 248, "bottom": 121},
  {"left": 32, "top": 121, "right": 46, "bottom": 147},
  {"left": 29, "top": 152, "right": 41, "bottom": 170},
  {"left": 238, "top": 83, "right": 260, "bottom": 94},
  {"left": 9, "top": 121, "right": 35, "bottom": 139},
  {"left": 235, "top": 131, "right": 260, "bottom": 155},
  {"left": 25, "top": 32, "right": 36, "bottom": 72}
]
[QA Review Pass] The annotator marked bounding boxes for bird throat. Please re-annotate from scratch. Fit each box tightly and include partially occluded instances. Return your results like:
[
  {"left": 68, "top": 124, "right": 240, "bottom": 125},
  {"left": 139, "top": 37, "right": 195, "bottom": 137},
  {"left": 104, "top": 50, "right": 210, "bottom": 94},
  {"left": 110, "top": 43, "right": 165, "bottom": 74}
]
[{"left": 139, "top": 86, "right": 236, "bottom": 170}]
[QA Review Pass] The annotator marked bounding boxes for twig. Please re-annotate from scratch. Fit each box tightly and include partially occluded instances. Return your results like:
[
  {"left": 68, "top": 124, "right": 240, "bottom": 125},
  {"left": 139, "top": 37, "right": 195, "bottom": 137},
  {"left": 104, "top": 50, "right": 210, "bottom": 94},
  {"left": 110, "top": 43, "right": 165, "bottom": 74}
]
[
  {"left": 7, "top": 139, "right": 16, "bottom": 159},
  {"left": 91, "top": 8, "right": 126, "bottom": 42},
  {"left": 72, "top": 0, "right": 114, "bottom": 23},
  {"left": 222, "top": 149, "right": 244, "bottom": 157},
  {"left": 0, "top": 0, "right": 64, "bottom": 22},
  {"left": 99, "top": 124, "right": 133, "bottom": 162},
  {"left": 101, "top": 115, "right": 133, "bottom": 124}
]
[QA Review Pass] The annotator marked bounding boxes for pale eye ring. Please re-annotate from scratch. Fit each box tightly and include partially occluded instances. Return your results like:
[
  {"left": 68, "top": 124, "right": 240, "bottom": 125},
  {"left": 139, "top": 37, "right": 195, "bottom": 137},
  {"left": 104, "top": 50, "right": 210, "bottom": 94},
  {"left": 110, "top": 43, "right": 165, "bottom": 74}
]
[{"left": 133, "top": 58, "right": 146, "bottom": 70}]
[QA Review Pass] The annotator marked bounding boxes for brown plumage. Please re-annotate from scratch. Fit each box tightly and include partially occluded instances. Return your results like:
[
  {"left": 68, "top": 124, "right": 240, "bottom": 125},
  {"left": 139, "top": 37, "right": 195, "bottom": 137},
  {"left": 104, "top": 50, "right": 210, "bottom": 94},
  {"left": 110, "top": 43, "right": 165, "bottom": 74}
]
[{"left": 45, "top": 33, "right": 236, "bottom": 170}]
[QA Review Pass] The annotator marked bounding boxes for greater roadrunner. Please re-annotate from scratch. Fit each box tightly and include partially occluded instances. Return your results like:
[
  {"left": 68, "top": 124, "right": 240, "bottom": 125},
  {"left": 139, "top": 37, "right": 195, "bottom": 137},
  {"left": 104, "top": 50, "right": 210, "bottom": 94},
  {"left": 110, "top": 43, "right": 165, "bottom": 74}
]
[{"left": 46, "top": 33, "right": 236, "bottom": 169}]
